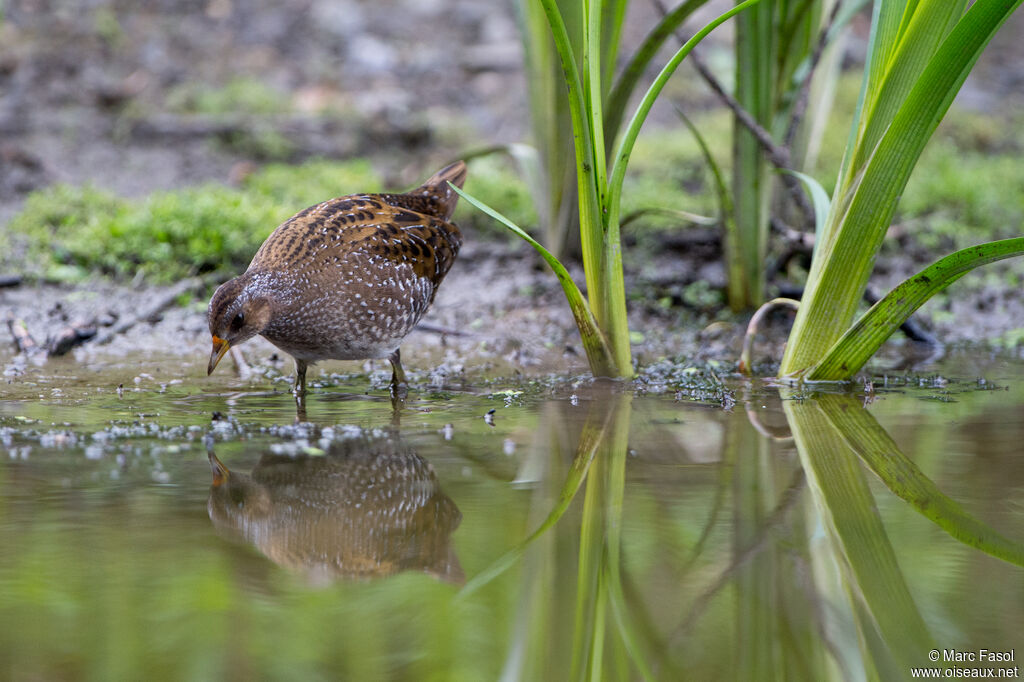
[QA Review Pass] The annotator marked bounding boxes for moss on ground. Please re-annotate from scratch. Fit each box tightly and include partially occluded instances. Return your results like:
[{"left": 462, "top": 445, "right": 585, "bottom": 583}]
[
  {"left": 898, "top": 111, "right": 1024, "bottom": 249},
  {"left": 5, "top": 160, "right": 381, "bottom": 283}
]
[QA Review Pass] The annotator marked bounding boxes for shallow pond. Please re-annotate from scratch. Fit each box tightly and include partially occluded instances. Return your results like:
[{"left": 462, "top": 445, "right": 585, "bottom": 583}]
[{"left": 1, "top": 350, "right": 1022, "bottom": 681}]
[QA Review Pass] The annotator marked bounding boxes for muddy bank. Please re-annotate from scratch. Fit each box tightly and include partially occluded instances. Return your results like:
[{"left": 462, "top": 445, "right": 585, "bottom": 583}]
[{"left": 3, "top": 234, "right": 1023, "bottom": 388}]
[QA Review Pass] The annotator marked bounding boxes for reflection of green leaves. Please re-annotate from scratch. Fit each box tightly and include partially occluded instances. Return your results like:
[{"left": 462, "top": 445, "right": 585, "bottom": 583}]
[
  {"left": 815, "top": 394, "right": 1024, "bottom": 566},
  {"left": 785, "top": 390, "right": 1024, "bottom": 677},
  {"left": 572, "top": 395, "right": 648, "bottom": 681},
  {"left": 458, "top": 395, "right": 616, "bottom": 598},
  {"left": 785, "top": 396, "right": 934, "bottom": 675}
]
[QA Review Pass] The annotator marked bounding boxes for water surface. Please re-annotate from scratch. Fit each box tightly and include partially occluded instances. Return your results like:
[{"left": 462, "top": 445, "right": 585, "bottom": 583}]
[{"left": 1, "top": 352, "right": 1022, "bottom": 680}]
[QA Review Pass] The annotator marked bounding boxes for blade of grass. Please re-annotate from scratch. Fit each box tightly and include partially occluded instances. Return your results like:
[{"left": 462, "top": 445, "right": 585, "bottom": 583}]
[
  {"left": 607, "top": 0, "right": 767, "bottom": 238},
  {"left": 852, "top": 0, "right": 971, "bottom": 177},
  {"left": 599, "top": 0, "right": 628, "bottom": 95},
  {"left": 730, "top": 0, "right": 774, "bottom": 310},
  {"left": 619, "top": 207, "right": 717, "bottom": 229},
  {"left": 596, "top": 397, "right": 653, "bottom": 680},
  {"left": 451, "top": 184, "right": 616, "bottom": 376},
  {"left": 539, "top": 0, "right": 632, "bottom": 378},
  {"left": 780, "top": 168, "right": 830, "bottom": 247},
  {"left": 676, "top": 109, "right": 733, "bottom": 222},
  {"left": 675, "top": 107, "right": 743, "bottom": 293},
  {"left": 459, "top": 143, "right": 545, "bottom": 212},
  {"left": 584, "top": 0, "right": 609, "bottom": 196},
  {"left": 537, "top": 0, "right": 605, "bottom": 322},
  {"left": 780, "top": 0, "right": 1024, "bottom": 375},
  {"left": 808, "top": 237, "right": 1024, "bottom": 379},
  {"left": 573, "top": 447, "right": 605, "bottom": 682},
  {"left": 516, "top": 0, "right": 580, "bottom": 256}
]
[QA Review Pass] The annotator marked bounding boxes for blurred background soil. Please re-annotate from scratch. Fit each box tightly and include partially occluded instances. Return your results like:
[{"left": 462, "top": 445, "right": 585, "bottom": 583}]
[{"left": 1, "top": 0, "right": 1023, "bottom": 375}]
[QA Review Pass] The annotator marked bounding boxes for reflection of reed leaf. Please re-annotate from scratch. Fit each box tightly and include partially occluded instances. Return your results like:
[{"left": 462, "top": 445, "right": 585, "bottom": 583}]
[
  {"left": 816, "top": 393, "right": 1024, "bottom": 566},
  {"left": 459, "top": 393, "right": 620, "bottom": 598},
  {"left": 785, "top": 397, "right": 934, "bottom": 675},
  {"left": 207, "top": 437, "right": 462, "bottom": 584},
  {"left": 594, "top": 397, "right": 663, "bottom": 682}
]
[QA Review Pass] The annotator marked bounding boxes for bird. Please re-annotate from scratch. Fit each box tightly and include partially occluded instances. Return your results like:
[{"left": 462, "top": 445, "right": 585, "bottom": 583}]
[{"left": 206, "top": 161, "right": 466, "bottom": 402}]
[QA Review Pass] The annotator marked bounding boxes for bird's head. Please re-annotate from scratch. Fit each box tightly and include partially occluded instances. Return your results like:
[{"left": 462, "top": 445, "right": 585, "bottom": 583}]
[{"left": 206, "top": 276, "right": 272, "bottom": 375}]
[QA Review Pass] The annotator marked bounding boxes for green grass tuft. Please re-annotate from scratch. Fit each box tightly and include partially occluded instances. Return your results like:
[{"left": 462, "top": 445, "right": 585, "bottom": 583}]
[{"left": 165, "top": 77, "right": 292, "bottom": 117}]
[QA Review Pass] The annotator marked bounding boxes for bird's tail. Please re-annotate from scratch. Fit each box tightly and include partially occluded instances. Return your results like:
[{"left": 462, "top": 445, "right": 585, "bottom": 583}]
[{"left": 413, "top": 161, "right": 467, "bottom": 221}]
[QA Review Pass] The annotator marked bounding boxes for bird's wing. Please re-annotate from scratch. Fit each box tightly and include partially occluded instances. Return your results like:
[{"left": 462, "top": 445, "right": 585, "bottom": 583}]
[{"left": 250, "top": 196, "right": 462, "bottom": 290}]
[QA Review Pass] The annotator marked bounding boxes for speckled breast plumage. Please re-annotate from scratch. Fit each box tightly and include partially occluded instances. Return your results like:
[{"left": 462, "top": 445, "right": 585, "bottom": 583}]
[{"left": 237, "top": 174, "right": 463, "bottom": 362}]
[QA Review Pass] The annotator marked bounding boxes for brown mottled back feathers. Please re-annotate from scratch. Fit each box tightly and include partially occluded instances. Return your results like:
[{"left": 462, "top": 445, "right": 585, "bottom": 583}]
[{"left": 249, "top": 162, "right": 465, "bottom": 289}]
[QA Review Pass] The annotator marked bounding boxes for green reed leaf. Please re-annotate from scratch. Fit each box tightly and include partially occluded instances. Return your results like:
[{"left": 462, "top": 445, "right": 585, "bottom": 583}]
[
  {"left": 450, "top": 183, "right": 616, "bottom": 378},
  {"left": 780, "top": 169, "right": 830, "bottom": 247},
  {"left": 607, "top": 0, "right": 767, "bottom": 232},
  {"left": 781, "top": 0, "right": 1023, "bottom": 376},
  {"left": 604, "top": 0, "right": 710, "bottom": 145},
  {"left": 809, "top": 237, "right": 1024, "bottom": 380}
]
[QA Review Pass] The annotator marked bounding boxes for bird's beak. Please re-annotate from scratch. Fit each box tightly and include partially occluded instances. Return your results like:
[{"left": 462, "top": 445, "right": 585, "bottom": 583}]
[
  {"left": 208, "top": 335, "right": 230, "bottom": 375},
  {"left": 208, "top": 451, "right": 229, "bottom": 487}
]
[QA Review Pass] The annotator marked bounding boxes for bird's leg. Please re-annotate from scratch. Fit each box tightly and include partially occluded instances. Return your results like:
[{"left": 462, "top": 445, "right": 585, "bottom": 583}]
[
  {"left": 294, "top": 359, "right": 308, "bottom": 396},
  {"left": 293, "top": 359, "right": 308, "bottom": 421},
  {"left": 389, "top": 349, "right": 408, "bottom": 400}
]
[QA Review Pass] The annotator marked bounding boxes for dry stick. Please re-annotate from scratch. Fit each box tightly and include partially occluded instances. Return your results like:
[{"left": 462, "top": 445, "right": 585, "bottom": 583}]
[
  {"left": 652, "top": 0, "right": 834, "bottom": 231},
  {"left": 6, "top": 314, "right": 42, "bottom": 355},
  {"left": 93, "top": 277, "right": 206, "bottom": 346},
  {"left": 228, "top": 344, "right": 252, "bottom": 380},
  {"left": 782, "top": 0, "right": 843, "bottom": 151},
  {"left": 738, "top": 297, "right": 801, "bottom": 374},
  {"left": 415, "top": 321, "right": 471, "bottom": 337},
  {"left": 47, "top": 320, "right": 98, "bottom": 356}
]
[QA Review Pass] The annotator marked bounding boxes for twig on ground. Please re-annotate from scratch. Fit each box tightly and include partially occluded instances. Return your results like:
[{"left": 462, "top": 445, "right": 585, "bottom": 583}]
[
  {"left": 93, "top": 277, "right": 206, "bottom": 346},
  {"left": 47, "top": 319, "right": 98, "bottom": 356},
  {"left": 415, "top": 322, "right": 471, "bottom": 337},
  {"left": 6, "top": 314, "right": 43, "bottom": 356},
  {"left": 229, "top": 345, "right": 252, "bottom": 380}
]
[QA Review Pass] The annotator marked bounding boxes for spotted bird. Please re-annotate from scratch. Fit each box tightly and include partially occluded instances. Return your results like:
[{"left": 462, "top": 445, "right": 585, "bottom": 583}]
[{"left": 206, "top": 161, "right": 466, "bottom": 401}]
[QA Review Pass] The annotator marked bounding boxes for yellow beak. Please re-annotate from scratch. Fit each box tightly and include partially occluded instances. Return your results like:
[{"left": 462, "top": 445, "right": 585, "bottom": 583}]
[
  {"left": 208, "top": 335, "right": 230, "bottom": 375},
  {"left": 208, "top": 451, "right": 230, "bottom": 487}
]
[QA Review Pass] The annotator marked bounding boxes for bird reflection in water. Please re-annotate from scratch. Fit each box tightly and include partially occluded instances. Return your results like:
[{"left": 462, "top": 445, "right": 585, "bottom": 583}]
[{"left": 206, "top": 436, "right": 463, "bottom": 585}]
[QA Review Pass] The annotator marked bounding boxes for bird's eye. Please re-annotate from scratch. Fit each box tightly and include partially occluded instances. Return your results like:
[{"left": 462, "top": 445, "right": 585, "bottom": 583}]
[{"left": 231, "top": 311, "right": 245, "bottom": 330}]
